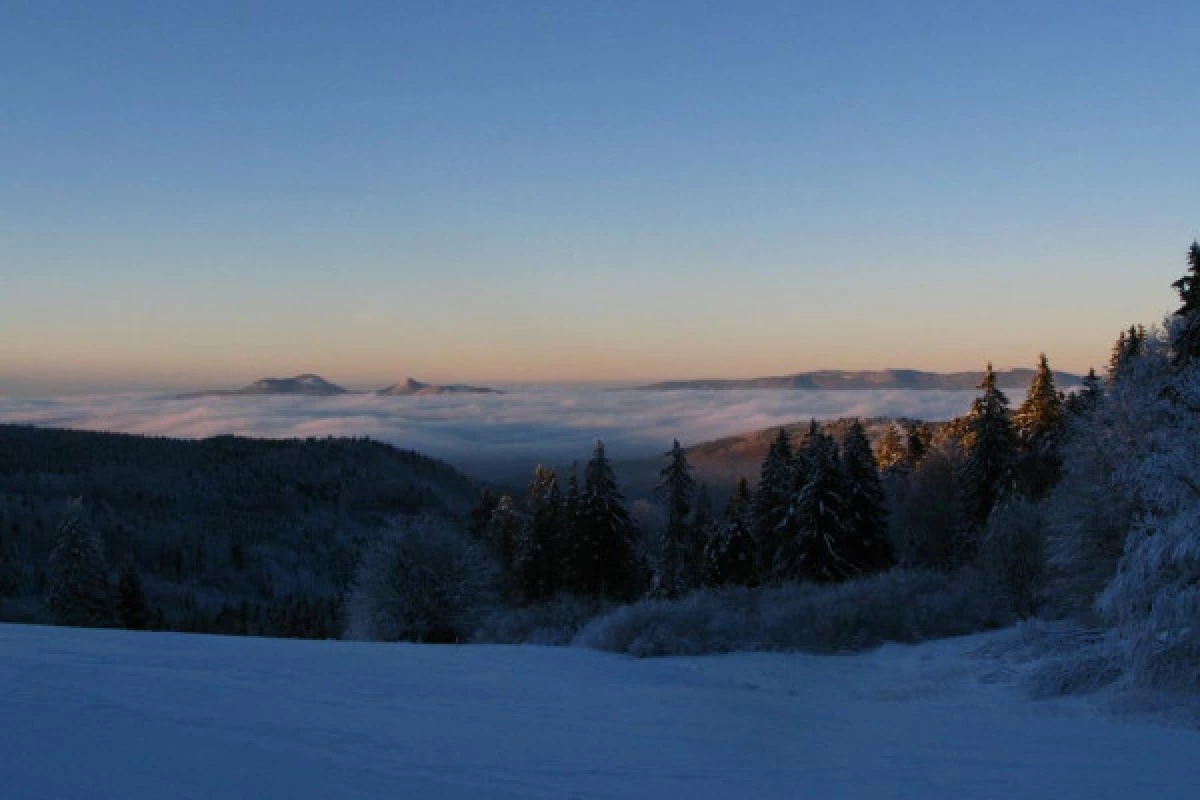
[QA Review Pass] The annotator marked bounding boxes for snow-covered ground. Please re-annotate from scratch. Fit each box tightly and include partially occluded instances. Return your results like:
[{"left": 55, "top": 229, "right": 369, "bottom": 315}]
[{"left": 2, "top": 624, "right": 1197, "bottom": 799}]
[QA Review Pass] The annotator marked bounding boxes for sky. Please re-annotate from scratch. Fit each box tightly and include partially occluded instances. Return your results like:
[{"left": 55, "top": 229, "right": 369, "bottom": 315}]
[{"left": 2, "top": 1, "right": 1198, "bottom": 394}]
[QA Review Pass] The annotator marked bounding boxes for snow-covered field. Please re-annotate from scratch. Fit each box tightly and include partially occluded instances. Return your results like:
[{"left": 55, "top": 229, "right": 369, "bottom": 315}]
[{"left": 2, "top": 624, "right": 1197, "bottom": 799}]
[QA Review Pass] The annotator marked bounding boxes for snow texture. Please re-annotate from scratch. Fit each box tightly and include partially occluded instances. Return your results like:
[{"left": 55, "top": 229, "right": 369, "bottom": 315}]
[{"left": 2, "top": 623, "right": 1198, "bottom": 799}]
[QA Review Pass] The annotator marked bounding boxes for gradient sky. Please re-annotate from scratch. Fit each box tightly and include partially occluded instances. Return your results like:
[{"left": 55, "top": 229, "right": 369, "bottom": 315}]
[{"left": 2, "top": 1, "right": 1198, "bottom": 394}]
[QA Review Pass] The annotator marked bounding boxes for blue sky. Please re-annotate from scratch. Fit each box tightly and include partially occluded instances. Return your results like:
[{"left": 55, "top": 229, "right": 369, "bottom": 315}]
[{"left": 2, "top": 1, "right": 1198, "bottom": 393}]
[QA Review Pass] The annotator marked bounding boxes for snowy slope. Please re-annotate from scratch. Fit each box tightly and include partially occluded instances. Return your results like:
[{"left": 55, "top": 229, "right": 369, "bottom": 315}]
[{"left": 1, "top": 624, "right": 1197, "bottom": 800}]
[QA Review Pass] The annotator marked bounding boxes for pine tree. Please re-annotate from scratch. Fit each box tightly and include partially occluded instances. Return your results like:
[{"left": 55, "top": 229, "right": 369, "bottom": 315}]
[
  {"left": 782, "top": 428, "right": 854, "bottom": 582},
  {"left": 751, "top": 427, "right": 793, "bottom": 580},
  {"left": 841, "top": 420, "right": 892, "bottom": 573},
  {"left": 959, "top": 363, "right": 1018, "bottom": 531},
  {"left": 706, "top": 477, "right": 757, "bottom": 586},
  {"left": 1109, "top": 325, "right": 1146, "bottom": 382},
  {"left": 518, "top": 466, "right": 564, "bottom": 602},
  {"left": 117, "top": 560, "right": 149, "bottom": 630},
  {"left": 1170, "top": 240, "right": 1200, "bottom": 363},
  {"left": 1014, "top": 354, "right": 1065, "bottom": 498},
  {"left": 467, "top": 488, "right": 499, "bottom": 541},
  {"left": 875, "top": 424, "right": 906, "bottom": 472},
  {"left": 653, "top": 440, "right": 697, "bottom": 598},
  {"left": 690, "top": 483, "right": 715, "bottom": 589},
  {"left": 574, "top": 441, "right": 641, "bottom": 600},
  {"left": 46, "top": 503, "right": 111, "bottom": 627},
  {"left": 483, "top": 494, "right": 524, "bottom": 585}
]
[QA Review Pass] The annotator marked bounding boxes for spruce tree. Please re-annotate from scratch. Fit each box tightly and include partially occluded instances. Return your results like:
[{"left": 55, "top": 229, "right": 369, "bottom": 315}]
[
  {"left": 751, "top": 427, "right": 793, "bottom": 580},
  {"left": 690, "top": 483, "right": 715, "bottom": 589},
  {"left": 904, "top": 422, "right": 929, "bottom": 470},
  {"left": 1014, "top": 354, "right": 1065, "bottom": 498},
  {"left": 1170, "top": 240, "right": 1200, "bottom": 363},
  {"left": 841, "top": 420, "right": 892, "bottom": 573},
  {"left": 46, "top": 504, "right": 112, "bottom": 627},
  {"left": 875, "top": 424, "right": 906, "bottom": 472},
  {"left": 467, "top": 488, "right": 499, "bottom": 541},
  {"left": 575, "top": 441, "right": 641, "bottom": 600},
  {"left": 117, "top": 560, "right": 149, "bottom": 630},
  {"left": 959, "top": 363, "right": 1018, "bottom": 532},
  {"left": 653, "top": 439, "right": 697, "bottom": 598},
  {"left": 783, "top": 427, "right": 854, "bottom": 582},
  {"left": 706, "top": 477, "right": 757, "bottom": 586},
  {"left": 1108, "top": 325, "right": 1146, "bottom": 382},
  {"left": 483, "top": 494, "right": 524, "bottom": 589},
  {"left": 1065, "top": 367, "right": 1103, "bottom": 415},
  {"left": 518, "top": 465, "right": 564, "bottom": 602}
]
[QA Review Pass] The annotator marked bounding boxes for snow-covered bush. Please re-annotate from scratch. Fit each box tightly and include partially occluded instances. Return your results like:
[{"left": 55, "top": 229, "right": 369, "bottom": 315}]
[
  {"left": 573, "top": 569, "right": 1009, "bottom": 657},
  {"left": 345, "top": 516, "right": 497, "bottom": 643},
  {"left": 473, "top": 594, "right": 611, "bottom": 646},
  {"left": 979, "top": 498, "right": 1045, "bottom": 618}
]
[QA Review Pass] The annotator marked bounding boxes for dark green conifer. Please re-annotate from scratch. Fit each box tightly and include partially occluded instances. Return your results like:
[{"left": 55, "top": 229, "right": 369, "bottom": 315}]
[
  {"left": 842, "top": 420, "right": 892, "bottom": 573},
  {"left": 706, "top": 477, "right": 757, "bottom": 586},
  {"left": 959, "top": 363, "right": 1018, "bottom": 531},
  {"left": 117, "top": 560, "right": 149, "bottom": 630},
  {"left": 653, "top": 440, "right": 697, "bottom": 598},
  {"left": 574, "top": 441, "right": 641, "bottom": 600},
  {"left": 1014, "top": 354, "right": 1065, "bottom": 498},
  {"left": 751, "top": 427, "right": 794, "bottom": 580}
]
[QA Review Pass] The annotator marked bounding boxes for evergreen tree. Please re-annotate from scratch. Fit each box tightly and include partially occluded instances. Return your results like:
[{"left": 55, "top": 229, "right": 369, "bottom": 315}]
[
  {"left": 653, "top": 440, "right": 697, "bottom": 598},
  {"left": 1065, "top": 367, "right": 1103, "bottom": 415},
  {"left": 483, "top": 494, "right": 524, "bottom": 584},
  {"left": 904, "top": 423, "right": 929, "bottom": 469},
  {"left": 518, "top": 465, "right": 564, "bottom": 602},
  {"left": 46, "top": 503, "right": 111, "bottom": 627},
  {"left": 782, "top": 427, "right": 854, "bottom": 582},
  {"left": 1170, "top": 240, "right": 1200, "bottom": 363},
  {"left": 959, "top": 363, "right": 1018, "bottom": 531},
  {"left": 574, "top": 441, "right": 641, "bottom": 600},
  {"left": 1108, "top": 324, "right": 1146, "bottom": 382},
  {"left": 875, "top": 424, "right": 906, "bottom": 472},
  {"left": 117, "top": 560, "right": 149, "bottom": 630},
  {"left": 690, "top": 483, "right": 715, "bottom": 588},
  {"left": 841, "top": 420, "right": 892, "bottom": 573},
  {"left": 1014, "top": 354, "right": 1065, "bottom": 498},
  {"left": 706, "top": 477, "right": 757, "bottom": 586},
  {"left": 751, "top": 428, "right": 793, "bottom": 580},
  {"left": 467, "top": 488, "right": 499, "bottom": 541}
]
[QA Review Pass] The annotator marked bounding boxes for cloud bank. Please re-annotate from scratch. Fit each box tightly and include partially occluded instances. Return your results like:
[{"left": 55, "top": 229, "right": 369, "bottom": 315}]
[{"left": 0, "top": 388, "right": 977, "bottom": 480}]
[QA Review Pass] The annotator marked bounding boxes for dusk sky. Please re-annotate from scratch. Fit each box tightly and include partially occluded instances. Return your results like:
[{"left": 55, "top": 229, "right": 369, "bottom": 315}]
[{"left": 3, "top": 1, "right": 1198, "bottom": 394}]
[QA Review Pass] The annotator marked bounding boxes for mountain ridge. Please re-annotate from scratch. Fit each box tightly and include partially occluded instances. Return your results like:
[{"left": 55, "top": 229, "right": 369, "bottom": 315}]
[
  {"left": 179, "top": 375, "right": 501, "bottom": 398},
  {"left": 635, "top": 368, "right": 1083, "bottom": 391}
]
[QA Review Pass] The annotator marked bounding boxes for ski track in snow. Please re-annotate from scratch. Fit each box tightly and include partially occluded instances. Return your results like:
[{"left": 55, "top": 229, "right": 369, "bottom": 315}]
[{"left": 1, "top": 624, "right": 1197, "bottom": 799}]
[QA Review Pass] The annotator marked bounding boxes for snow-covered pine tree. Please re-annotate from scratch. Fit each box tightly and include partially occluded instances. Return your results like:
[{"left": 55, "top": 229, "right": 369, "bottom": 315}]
[
  {"left": 875, "top": 423, "right": 906, "bottom": 472},
  {"left": 46, "top": 502, "right": 112, "bottom": 627},
  {"left": 1013, "top": 353, "right": 1065, "bottom": 499},
  {"left": 652, "top": 440, "right": 700, "bottom": 598},
  {"left": 1170, "top": 240, "right": 1200, "bottom": 364},
  {"left": 841, "top": 419, "right": 892, "bottom": 573},
  {"left": 706, "top": 477, "right": 757, "bottom": 586},
  {"left": 783, "top": 426, "right": 855, "bottom": 582},
  {"left": 1108, "top": 325, "right": 1146, "bottom": 383},
  {"left": 518, "top": 465, "right": 564, "bottom": 602},
  {"left": 117, "top": 559, "right": 149, "bottom": 630},
  {"left": 575, "top": 441, "right": 641, "bottom": 600},
  {"left": 959, "top": 363, "right": 1018, "bottom": 533},
  {"left": 751, "top": 427, "right": 794, "bottom": 581}
]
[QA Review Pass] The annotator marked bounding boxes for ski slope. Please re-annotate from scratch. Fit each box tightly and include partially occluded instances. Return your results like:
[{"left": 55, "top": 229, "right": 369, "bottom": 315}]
[{"left": 1, "top": 623, "right": 1197, "bottom": 799}]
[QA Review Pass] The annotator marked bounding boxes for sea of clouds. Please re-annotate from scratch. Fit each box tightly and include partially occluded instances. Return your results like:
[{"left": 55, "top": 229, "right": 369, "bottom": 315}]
[{"left": 0, "top": 388, "right": 977, "bottom": 480}]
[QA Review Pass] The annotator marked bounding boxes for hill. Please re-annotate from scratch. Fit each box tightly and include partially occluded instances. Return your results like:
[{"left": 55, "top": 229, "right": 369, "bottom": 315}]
[
  {"left": 0, "top": 425, "right": 478, "bottom": 635},
  {"left": 376, "top": 378, "right": 502, "bottom": 396},
  {"left": 637, "top": 368, "right": 1083, "bottom": 391}
]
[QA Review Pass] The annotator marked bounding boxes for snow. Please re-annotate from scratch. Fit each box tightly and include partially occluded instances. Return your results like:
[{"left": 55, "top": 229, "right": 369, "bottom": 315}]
[{"left": 2, "top": 624, "right": 1198, "bottom": 799}]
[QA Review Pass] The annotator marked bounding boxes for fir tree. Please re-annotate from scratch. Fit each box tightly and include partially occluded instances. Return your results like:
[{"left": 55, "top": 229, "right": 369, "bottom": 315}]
[
  {"left": 483, "top": 494, "right": 524, "bottom": 585},
  {"left": 46, "top": 503, "right": 111, "bottom": 627},
  {"left": 904, "top": 422, "right": 929, "bottom": 469},
  {"left": 467, "top": 488, "right": 499, "bottom": 541},
  {"left": 751, "top": 428, "right": 794, "bottom": 580},
  {"left": 574, "top": 441, "right": 641, "bottom": 600},
  {"left": 875, "top": 424, "right": 906, "bottom": 472},
  {"left": 690, "top": 483, "right": 715, "bottom": 589},
  {"left": 117, "top": 560, "right": 149, "bottom": 630},
  {"left": 1014, "top": 354, "right": 1065, "bottom": 498},
  {"left": 1170, "top": 240, "right": 1200, "bottom": 363},
  {"left": 706, "top": 477, "right": 757, "bottom": 586},
  {"left": 959, "top": 363, "right": 1018, "bottom": 531},
  {"left": 1108, "top": 324, "right": 1146, "bottom": 382},
  {"left": 653, "top": 440, "right": 697, "bottom": 598},
  {"left": 841, "top": 420, "right": 892, "bottom": 573}
]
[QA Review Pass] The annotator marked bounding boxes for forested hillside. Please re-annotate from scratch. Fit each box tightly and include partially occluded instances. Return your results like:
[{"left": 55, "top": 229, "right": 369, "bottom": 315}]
[{"left": 0, "top": 427, "right": 477, "bottom": 636}]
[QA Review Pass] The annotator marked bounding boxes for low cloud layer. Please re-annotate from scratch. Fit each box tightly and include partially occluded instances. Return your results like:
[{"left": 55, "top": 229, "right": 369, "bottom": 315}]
[{"left": 0, "top": 388, "right": 977, "bottom": 479}]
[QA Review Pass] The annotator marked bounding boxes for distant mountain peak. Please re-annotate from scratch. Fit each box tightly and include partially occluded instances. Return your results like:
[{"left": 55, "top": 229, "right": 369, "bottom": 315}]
[{"left": 376, "top": 378, "right": 500, "bottom": 396}]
